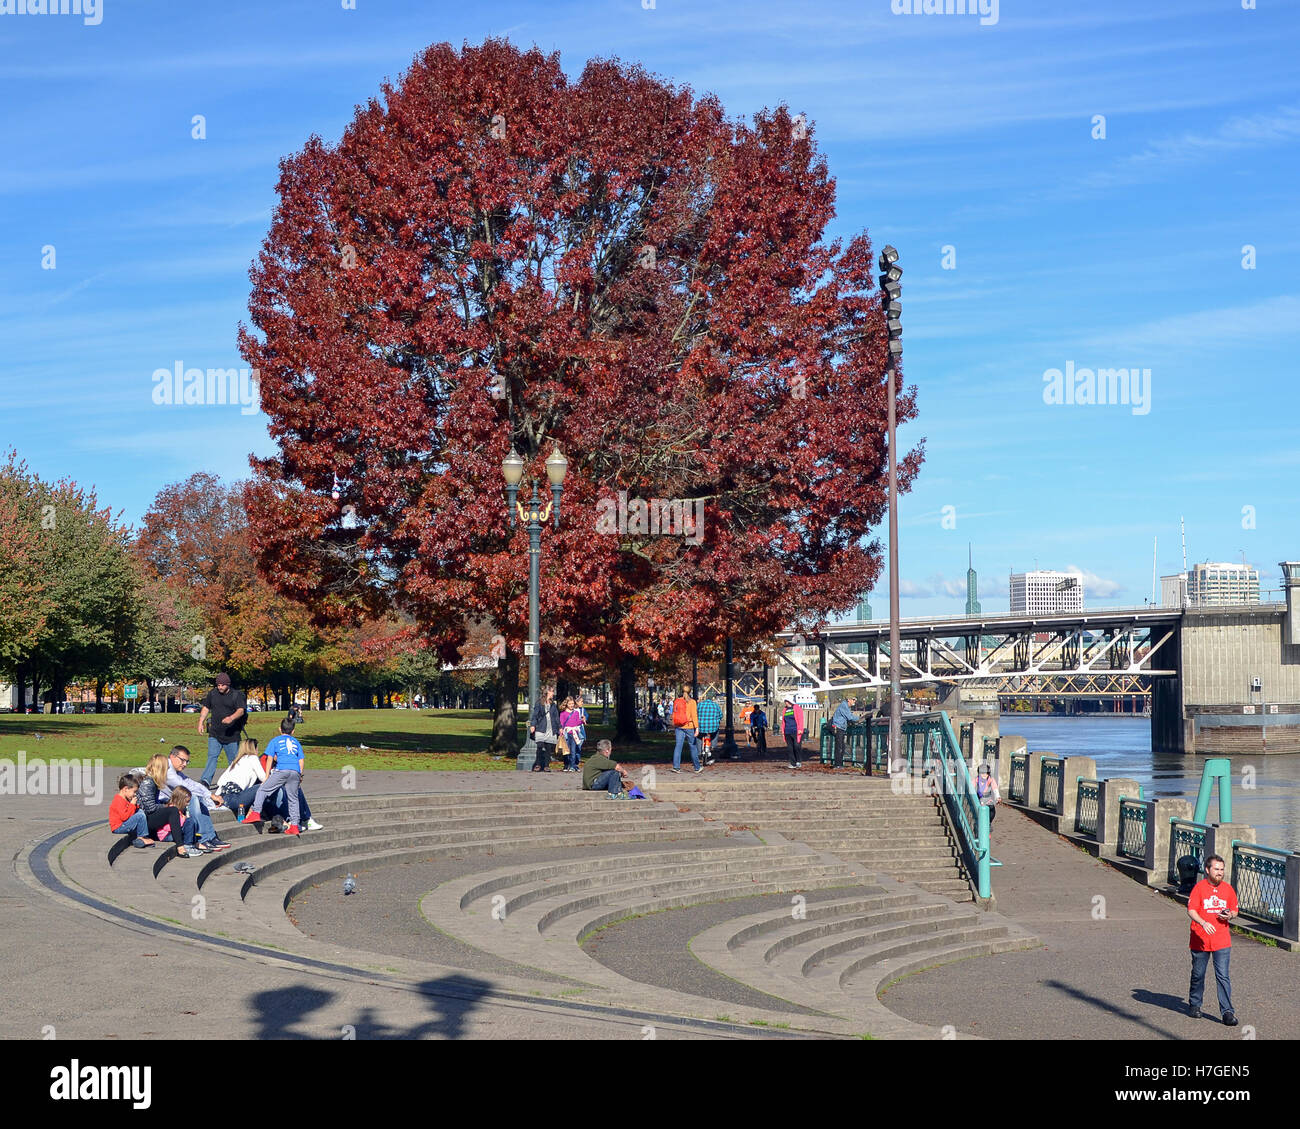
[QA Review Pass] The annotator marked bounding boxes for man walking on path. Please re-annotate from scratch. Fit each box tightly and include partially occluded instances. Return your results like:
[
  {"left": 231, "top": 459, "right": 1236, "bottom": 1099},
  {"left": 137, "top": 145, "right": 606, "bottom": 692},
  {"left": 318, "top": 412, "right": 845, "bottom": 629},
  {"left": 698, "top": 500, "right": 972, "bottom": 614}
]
[
  {"left": 198, "top": 672, "right": 247, "bottom": 786},
  {"left": 829, "top": 695, "right": 859, "bottom": 768},
  {"left": 670, "top": 685, "right": 703, "bottom": 774},
  {"left": 697, "top": 693, "right": 722, "bottom": 765},
  {"left": 780, "top": 697, "right": 806, "bottom": 769},
  {"left": 1187, "top": 854, "right": 1239, "bottom": 1025}
]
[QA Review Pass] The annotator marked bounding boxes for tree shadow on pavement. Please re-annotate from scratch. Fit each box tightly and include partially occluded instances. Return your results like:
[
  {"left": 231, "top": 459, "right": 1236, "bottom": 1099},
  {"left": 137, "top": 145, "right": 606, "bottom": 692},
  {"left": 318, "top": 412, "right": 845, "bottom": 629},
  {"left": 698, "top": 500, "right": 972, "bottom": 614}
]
[
  {"left": 1043, "top": 979, "right": 1179, "bottom": 1039},
  {"left": 250, "top": 974, "right": 494, "bottom": 1040}
]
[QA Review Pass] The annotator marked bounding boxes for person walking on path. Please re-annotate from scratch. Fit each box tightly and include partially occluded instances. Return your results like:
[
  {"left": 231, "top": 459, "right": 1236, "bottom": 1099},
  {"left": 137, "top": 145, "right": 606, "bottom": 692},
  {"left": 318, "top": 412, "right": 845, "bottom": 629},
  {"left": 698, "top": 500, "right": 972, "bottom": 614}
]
[
  {"left": 670, "top": 685, "right": 703, "bottom": 774},
  {"left": 1187, "top": 854, "right": 1239, "bottom": 1025},
  {"left": 829, "top": 695, "right": 859, "bottom": 768},
  {"left": 582, "top": 738, "right": 632, "bottom": 797},
  {"left": 697, "top": 693, "right": 722, "bottom": 765},
  {"left": 780, "top": 697, "right": 806, "bottom": 769},
  {"left": 750, "top": 703, "right": 768, "bottom": 759},
  {"left": 559, "top": 696, "right": 585, "bottom": 773},
  {"left": 243, "top": 718, "right": 306, "bottom": 835},
  {"left": 975, "top": 762, "right": 1000, "bottom": 822},
  {"left": 528, "top": 684, "right": 560, "bottom": 772},
  {"left": 198, "top": 672, "right": 247, "bottom": 786}
]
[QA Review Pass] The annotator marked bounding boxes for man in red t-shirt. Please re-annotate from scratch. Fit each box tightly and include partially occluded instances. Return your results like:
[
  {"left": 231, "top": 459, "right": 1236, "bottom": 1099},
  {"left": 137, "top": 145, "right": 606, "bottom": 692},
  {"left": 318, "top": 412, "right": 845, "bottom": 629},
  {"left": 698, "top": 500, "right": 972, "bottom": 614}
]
[{"left": 1186, "top": 853, "right": 1239, "bottom": 1025}]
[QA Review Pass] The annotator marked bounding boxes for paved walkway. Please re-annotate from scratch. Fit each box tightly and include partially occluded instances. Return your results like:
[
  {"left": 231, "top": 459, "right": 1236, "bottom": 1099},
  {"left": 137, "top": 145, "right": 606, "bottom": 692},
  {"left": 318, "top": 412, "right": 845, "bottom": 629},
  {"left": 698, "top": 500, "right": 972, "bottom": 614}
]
[
  {"left": 1, "top": 770, "right": 756, "bottom": 1040},
  {"left": 880, "top": 804, "right": 1295, "bottom": 1040}
]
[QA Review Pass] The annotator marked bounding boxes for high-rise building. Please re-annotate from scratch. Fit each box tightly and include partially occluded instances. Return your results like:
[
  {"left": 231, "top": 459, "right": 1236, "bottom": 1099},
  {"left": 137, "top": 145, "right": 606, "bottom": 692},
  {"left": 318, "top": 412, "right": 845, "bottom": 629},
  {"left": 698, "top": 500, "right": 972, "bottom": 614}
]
[
  {"left": 1186, "top": 562, "right": 1259, "bottom": 606},
  {"left": 1009, "top": 570, "right": 1084, "bottom": 614},
  {"left": 965, "top": 544, "right": 981, "bottom": 616}
]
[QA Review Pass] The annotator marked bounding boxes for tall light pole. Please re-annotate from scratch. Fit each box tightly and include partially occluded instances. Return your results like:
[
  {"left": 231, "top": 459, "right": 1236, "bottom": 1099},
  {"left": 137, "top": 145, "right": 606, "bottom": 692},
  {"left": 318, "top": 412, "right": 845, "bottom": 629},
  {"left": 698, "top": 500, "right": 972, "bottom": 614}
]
[
  {"left": 721, "top": 635, "right": 741, "bottom": 760},
  {"left": 503, "top": 445, "right": 567, "bottom": 771},
  {"left": 879, "top": 245, "right": 903, "bottom": 775}
]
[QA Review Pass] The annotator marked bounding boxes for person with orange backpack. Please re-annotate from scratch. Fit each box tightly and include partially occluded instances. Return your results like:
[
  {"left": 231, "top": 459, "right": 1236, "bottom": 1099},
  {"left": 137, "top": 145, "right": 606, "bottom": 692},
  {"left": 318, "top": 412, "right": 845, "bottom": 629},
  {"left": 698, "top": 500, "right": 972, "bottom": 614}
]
[{"left": 670, "top": 684, "right": 703, "bottom": 774}]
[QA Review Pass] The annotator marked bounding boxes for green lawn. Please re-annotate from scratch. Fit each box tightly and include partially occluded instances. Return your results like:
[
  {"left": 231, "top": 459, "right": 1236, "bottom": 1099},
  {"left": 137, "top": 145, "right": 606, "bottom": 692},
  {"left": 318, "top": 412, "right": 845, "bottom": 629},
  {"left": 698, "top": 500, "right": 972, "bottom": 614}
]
[{"left": 0, "top": 709, "right": 702, "bottom": 772}]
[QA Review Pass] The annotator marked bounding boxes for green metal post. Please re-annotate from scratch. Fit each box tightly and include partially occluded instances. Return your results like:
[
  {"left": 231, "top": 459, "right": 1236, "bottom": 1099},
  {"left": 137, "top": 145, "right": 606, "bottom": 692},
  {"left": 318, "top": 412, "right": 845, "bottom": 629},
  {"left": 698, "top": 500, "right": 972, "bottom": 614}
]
[
  {"left": 977, "top": 802, "right": 991, "bottom": 899},
  {"left": 1192, "top": 757, "right": 1233, "bottom": 824}
]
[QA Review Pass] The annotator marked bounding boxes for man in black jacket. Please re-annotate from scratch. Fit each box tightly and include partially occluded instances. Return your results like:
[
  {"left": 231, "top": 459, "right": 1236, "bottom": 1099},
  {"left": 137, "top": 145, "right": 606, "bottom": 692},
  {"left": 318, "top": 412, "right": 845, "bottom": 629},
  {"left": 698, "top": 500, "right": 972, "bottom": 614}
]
[{"left": 528, "top": 684, "right": 560, "bottom": 772}]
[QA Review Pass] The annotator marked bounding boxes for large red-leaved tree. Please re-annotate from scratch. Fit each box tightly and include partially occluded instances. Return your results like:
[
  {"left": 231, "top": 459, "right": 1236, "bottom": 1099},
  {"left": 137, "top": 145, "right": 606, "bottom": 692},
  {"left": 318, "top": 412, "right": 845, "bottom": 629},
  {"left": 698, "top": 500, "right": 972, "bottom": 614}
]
[{"left": 240, "top": 40, "right": 921, "bottom": 747}]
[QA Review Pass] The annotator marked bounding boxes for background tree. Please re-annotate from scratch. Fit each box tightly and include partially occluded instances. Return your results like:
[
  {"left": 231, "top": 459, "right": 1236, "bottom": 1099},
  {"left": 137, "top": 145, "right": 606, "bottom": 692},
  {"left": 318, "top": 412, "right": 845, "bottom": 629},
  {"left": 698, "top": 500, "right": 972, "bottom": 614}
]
[{"left": 240, "top": 39, "right": 921, "bottom": 744}]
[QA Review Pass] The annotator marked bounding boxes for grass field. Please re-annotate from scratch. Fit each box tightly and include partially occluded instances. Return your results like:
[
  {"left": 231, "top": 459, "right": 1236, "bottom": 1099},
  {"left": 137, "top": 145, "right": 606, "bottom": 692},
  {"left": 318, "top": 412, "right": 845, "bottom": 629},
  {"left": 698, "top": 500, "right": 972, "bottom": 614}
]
[{"left": 0, "top": 709, "right": 699, "bottom": 773}]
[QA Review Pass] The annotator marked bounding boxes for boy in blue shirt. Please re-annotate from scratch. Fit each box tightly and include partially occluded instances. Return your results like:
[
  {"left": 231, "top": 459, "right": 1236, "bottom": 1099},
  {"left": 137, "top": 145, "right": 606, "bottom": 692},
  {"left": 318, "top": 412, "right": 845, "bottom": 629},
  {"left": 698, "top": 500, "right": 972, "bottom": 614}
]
[{"left": 244, "top": 719, "right": 306, "bottom": 835}]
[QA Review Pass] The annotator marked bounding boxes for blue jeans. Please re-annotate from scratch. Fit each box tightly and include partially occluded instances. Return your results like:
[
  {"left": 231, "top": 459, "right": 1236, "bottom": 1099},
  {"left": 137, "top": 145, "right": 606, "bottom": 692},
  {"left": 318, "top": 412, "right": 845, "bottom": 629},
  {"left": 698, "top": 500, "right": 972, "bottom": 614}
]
[
  {"left": 202, "top": 738, "right": 240, "bottom": 786},
  {"left": 112, "top": 810, "right": 150, "bottom": 840},
  {"left": 590, "top": 769, "right": 622, "bottom": 795},
  {"left": 565, "top": 734, "right": 582, "bottom": 770},
  {"left": 188, "top": 795, "right": 218, "bottom": 844},
  {"left": 673, "top": 727, "right": 700, "bottom": 770},
  {"left": 1189, "top": 949, "right": 1234, "bottom": 1015}
]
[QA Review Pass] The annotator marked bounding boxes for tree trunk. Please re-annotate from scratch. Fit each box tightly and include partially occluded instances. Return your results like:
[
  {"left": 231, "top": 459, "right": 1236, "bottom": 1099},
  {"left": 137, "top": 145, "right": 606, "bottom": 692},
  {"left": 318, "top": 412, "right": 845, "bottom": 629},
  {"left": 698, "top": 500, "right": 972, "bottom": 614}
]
[
  {"left": 615, "top": 655, "right": 640, "bottom": 743},
  {"left": 15, "top": 664, "right": 27, "bottom": 713},
  {"left": 491, "top": 650, "right": 520, "bottom": 755}
]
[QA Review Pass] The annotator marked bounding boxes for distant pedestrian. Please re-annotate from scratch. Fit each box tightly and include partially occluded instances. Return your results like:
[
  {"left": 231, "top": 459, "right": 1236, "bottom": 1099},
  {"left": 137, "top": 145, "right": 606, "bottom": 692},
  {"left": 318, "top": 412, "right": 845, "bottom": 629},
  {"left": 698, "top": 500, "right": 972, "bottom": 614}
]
[
  {"left": 198, "top": 672, "right": 247, "bottom": 786},
  {"left": 670, "top": 685, "right": 703, "bottom": 774},
  {"left": 829, "top": 695, "right": 859, "bottom": 768},
  {"left": 1186, "top": 854, "right": 1239, "bottom": 1025},
  {"left": 528, "top": 684, "right": 560, "bottom": 772},
  {"left": 750, "top": 703, "right": 768, "bottom": 758},
  {"left": 697, "top": 694, "right": 722, "bottom": 765},
  {"left": 780, "top": 697, "right": 806, "bottom": 769},
  {"left": 560, "top": 695, "right": 585, "bottom": 773},
  {"left": 741, "top": 703, "right": 755, "bottom": 746},
  {"left": 975, "top": 762, "right": 1000, "bottom": 822}
]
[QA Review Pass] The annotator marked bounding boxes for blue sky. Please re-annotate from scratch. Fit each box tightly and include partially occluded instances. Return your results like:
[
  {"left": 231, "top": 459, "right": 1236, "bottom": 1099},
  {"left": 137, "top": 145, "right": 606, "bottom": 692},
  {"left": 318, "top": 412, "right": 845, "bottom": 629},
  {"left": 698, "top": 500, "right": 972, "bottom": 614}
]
[{"left": 2, "top": 0, "right": 1297, "bottom": 618}]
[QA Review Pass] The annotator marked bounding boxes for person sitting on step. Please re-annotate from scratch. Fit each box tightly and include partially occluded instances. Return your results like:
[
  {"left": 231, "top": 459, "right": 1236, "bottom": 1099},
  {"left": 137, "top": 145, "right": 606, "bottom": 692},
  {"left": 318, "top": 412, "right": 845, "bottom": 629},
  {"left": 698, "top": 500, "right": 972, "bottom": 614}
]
[{"left": 582, "top": 738, "right": 632, "bottom": 797}]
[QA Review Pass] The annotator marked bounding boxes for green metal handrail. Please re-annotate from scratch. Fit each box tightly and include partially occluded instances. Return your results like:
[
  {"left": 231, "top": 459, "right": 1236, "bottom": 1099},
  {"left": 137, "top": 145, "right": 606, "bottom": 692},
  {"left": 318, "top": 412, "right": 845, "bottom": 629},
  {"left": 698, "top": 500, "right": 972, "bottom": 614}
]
[
  {"left": 1168, "top": 818, "right": 1209, "bottom": 883},
  {"left": 1075, "top": 778, "right": 1100, "bottom": 836},
  {"left": 1009, "top": 752, "right": 1028, "bottom": 803},
  {"left": 1118, "top": 798, "right": 1147, "bottom": 860},
  {"left": 1040, "top": 757, "right": 1063, "bottom": 813},
  {"left": 1231, "top": 842, "right": 1288, "bottom": 925},
  {"left": 867, "top": 710, "right": 991, "bottom": 899}
]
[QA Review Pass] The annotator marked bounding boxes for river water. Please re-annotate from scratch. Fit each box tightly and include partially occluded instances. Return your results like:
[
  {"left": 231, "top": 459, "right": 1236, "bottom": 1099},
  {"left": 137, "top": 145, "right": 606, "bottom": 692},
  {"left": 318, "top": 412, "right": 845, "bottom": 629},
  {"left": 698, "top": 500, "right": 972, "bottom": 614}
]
[{"left": 1001, "top": 715, "right": 1300, "bottom": 850}]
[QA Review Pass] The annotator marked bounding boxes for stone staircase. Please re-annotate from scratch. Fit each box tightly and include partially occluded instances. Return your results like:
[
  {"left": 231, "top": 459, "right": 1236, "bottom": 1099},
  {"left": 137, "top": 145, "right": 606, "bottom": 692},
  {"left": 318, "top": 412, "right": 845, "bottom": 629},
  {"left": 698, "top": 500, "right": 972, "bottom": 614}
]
[
  {"left": 45, "top": 782, "right": 1035, "bottom": 1037},
  {"left": 655, "top": 776, "right": 976, "bottom": 901}
]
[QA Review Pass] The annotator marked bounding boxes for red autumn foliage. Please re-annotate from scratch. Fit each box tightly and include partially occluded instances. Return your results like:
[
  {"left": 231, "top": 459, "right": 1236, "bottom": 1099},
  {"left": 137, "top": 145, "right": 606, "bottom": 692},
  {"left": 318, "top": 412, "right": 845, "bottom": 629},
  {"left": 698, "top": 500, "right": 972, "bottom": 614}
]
[{"left": 239, "top": 39, "right": 921, "bottom": 681}]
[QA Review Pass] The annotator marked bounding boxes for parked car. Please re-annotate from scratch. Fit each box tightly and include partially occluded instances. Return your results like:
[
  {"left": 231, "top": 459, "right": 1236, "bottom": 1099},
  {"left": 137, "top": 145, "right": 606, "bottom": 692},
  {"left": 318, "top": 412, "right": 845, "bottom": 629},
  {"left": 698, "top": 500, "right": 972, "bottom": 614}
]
[
  {"left": 182, "top": 704, "right": 199, "bottom": 713},
  {"left": 247, "top": 702, "right": 262, "bottom": 712}
]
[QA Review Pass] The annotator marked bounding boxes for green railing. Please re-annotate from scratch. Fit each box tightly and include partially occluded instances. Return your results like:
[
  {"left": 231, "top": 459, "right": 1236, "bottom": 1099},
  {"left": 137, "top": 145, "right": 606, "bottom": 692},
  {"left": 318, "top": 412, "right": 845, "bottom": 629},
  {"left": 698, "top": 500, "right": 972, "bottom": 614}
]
[
  {"left": 1168, "top": 819, "right": 1209, "bottom": 884},
  {"left": 1040, "top": 758, "right": 1063, "bottom": 813},
  {"left": 1231, "top": 842, "right": 1290, "bottom": 925},
  {"left": 1075, "top": 779, "right": 1099, "bottom": 836},
  {"left": 865, "top": 710, "right": 992, "bottom": 899},
  {"left": 1009, "top": 752, "right": 1027, "bottom": 803},
  {"left": 818, "top": 720, "right": 880, "bottom": 769},
  {"left": 1118, "top": 799, "right": 1148, "bottom": 860},
  {"left": 960, "top": 723, "right": 972, "bottom": 755},
  {"left": 983, "top": 736, "right": 999, "bottom": 760}
]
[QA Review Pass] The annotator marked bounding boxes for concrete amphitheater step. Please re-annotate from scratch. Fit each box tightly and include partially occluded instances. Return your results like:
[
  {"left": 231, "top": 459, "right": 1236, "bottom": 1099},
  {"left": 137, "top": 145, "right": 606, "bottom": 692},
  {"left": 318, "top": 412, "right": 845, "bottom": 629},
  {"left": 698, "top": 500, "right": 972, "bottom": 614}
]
[{"left": 687, "top": 880, "right": 1037, "bottom": 1031}]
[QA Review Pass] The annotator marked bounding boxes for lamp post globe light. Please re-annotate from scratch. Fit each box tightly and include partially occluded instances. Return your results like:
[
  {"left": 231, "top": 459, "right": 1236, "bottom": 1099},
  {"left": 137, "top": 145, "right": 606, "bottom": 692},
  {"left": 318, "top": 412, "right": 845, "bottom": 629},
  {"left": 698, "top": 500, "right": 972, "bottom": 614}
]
[{"left": 503, "top": 445, "right": 566, "bottom": 771}]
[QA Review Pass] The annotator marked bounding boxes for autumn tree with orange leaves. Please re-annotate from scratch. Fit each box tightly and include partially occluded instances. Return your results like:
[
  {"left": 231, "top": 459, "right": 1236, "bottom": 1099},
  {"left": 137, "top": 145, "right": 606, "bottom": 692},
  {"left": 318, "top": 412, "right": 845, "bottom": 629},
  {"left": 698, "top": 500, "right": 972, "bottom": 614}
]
[{"left": 240, "top": 40, "right": 921, "bottom": 747}]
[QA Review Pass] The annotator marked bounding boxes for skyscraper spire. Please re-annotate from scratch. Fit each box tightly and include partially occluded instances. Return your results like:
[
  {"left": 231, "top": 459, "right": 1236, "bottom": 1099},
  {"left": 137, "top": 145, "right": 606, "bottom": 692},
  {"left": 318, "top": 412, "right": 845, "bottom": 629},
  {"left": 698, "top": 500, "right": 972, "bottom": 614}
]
[{"left": 966, "top": 546, "right": 981, "bottom": 616}]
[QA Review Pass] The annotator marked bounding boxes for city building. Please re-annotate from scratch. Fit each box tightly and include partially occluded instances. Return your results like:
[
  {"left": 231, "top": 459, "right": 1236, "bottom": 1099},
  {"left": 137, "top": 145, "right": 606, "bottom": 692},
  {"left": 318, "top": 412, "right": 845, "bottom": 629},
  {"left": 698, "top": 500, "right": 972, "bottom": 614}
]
[
  {"left": 1160, "top": 573, "right": 1188, "bottom": 608},
  {"left": 1186, "top": 562, "right": 1259, "bottom": 607},
  {"left": 1009, "top": 570, "right": 1085, "bottom": 615},
  {"left": 847, "top": 595, "right": 872, "bottom": 655},
  {"left": 965, "top": 545, "right": 981, "bottom": 617}
]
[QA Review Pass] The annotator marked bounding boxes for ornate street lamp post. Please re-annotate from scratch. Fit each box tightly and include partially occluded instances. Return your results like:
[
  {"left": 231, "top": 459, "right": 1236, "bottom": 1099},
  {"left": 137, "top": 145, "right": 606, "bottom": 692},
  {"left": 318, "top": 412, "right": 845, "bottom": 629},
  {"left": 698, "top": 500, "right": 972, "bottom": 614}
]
[{"left": 503, "top": 446, "right": 567, "bottom": 771}]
